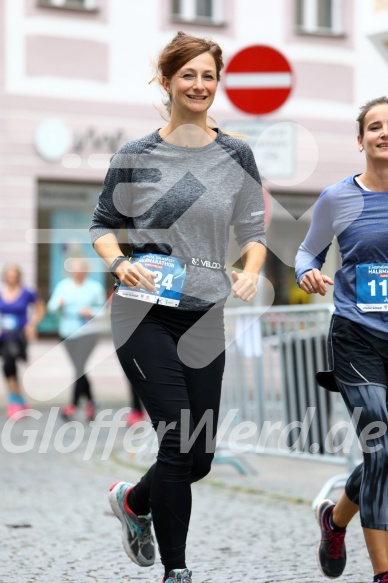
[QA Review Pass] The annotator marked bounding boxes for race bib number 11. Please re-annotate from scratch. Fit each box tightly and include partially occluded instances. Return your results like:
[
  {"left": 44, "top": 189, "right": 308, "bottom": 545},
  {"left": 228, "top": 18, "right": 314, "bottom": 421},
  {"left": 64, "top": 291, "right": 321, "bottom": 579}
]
[
  {"left": 116, "top": 253, "right": 187, "bottom": 307},
  {"left": 356, "top": 263, "right": 388, "bottom": 312}
]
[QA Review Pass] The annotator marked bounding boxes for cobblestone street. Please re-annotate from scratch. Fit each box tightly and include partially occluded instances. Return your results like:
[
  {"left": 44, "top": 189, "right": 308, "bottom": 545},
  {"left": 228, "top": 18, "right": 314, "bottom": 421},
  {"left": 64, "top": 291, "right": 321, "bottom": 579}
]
[{"left": 0, "top": 408, "right": 372, "bottom": 583}]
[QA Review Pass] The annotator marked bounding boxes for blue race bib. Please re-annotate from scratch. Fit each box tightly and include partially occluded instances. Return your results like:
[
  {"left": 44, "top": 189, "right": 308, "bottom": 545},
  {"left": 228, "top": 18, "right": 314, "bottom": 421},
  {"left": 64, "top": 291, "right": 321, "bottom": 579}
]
[
  {"left": 356, "top": 263, "right": 388, "bottom": 312},
  {"left": 116, "top": 253, "right": 187, "bottom": 307}
]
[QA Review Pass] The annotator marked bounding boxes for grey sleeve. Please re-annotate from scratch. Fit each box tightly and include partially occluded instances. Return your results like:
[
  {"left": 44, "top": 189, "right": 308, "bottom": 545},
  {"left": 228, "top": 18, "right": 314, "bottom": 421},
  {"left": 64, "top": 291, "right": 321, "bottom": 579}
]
[
  {"left": 89, "top": 153, "right": 132, "bottom": 244},
  {"left": 231, "top": 141, "right": 266, "bottom": 249}
]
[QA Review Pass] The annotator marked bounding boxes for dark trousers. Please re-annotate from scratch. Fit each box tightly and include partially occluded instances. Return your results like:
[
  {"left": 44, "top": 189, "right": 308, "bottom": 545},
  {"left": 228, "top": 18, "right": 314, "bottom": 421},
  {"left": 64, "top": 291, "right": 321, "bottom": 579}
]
[
  {"left": 62, "top": 334, "right": 98, "bottom": 406},
  {"left": 111, "top": 295, "right": 225, "bottom": 571}
]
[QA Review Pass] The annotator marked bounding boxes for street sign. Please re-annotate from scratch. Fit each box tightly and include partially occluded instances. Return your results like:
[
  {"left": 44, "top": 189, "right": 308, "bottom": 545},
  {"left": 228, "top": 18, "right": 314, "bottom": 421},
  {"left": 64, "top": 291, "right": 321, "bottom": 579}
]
[
  {"left": 224, "top": 45, "right": 293, "bottom": 114},
  {"left": 221, "top": 119, "right": 295, "bottom": 180}
]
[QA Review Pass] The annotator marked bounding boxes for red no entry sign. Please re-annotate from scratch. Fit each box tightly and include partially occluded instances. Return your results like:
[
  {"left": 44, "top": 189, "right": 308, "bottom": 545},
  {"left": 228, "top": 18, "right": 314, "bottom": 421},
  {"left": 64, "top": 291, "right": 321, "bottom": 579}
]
[{"left": 224, "top": 45, "right": 293, "bottom": 115}]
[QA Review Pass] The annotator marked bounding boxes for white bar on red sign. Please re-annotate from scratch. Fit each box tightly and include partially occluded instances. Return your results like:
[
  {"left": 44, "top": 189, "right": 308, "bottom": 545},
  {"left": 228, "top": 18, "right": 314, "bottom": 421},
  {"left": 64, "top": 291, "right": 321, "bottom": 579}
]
[{"left": 225, "top": 73, "right": 292, "bottom": 89}]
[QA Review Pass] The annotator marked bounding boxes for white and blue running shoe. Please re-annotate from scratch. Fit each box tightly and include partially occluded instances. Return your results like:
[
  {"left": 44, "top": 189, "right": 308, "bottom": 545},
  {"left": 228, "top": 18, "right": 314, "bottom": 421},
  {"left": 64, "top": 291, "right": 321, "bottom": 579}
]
[
  {"left": 109, "top": 481, "right": 155, "bottom": 567},
  {"left": 164, "top": 568, "right": 192, "bottom": 583}
]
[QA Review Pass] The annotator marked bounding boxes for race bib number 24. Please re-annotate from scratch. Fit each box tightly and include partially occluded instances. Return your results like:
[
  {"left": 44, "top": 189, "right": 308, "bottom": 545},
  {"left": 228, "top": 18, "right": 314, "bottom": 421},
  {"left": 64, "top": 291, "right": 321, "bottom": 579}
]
[{"left": 116, "top": 253, "right": 186, "bottom": 307}]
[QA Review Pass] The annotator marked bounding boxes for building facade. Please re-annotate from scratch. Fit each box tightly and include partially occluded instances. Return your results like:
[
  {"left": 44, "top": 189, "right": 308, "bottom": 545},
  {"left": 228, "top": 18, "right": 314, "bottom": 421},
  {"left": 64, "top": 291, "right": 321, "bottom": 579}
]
[{"left": 1, "top": 0, "right": 387, "bottom": 322}]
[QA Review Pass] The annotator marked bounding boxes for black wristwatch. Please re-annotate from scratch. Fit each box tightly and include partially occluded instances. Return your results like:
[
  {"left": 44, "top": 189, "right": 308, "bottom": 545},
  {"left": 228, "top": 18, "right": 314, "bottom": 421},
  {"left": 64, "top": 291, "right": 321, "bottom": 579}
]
[{"left": 109, "top": 256, "right": 129, "bottom": 278}]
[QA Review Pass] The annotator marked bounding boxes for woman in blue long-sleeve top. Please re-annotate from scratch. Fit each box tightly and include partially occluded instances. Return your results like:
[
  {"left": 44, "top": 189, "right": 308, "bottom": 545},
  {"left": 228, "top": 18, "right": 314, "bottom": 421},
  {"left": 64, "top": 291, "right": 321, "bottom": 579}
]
[{"left": 295, "top": 96, "right": 388, "bottom": 583}]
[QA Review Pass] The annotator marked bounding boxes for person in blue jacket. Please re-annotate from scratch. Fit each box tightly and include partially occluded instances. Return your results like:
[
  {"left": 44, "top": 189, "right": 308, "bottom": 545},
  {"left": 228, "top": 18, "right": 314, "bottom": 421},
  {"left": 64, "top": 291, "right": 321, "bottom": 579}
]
[{"left": 295, "top": 96, "right": 388, "bottom": 583}]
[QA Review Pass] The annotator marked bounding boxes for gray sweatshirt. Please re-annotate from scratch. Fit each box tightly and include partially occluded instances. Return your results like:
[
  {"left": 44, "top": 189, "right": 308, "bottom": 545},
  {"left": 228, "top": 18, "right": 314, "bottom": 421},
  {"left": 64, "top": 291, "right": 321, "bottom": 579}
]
[{"left": 90, "top": 128, "right": 266, "bottom": 310}]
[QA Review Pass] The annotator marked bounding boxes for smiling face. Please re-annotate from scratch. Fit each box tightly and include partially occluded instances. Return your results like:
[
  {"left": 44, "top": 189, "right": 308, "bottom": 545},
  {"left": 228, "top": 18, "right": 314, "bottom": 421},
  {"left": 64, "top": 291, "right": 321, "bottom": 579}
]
[
  {"left": 358, "top": 104, "right": 388, "bottom": 163},
  {"left": 162, "top": 52, "right": 218, "bottom": 119}
]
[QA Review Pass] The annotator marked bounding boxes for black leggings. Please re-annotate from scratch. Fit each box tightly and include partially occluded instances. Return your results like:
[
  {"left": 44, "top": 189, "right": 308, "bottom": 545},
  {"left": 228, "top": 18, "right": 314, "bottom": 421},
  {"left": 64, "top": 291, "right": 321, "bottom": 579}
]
[
  {"left": 111, "top": 295, "right": 225, "bottom": 572},
  {"left": 338, "top": 380, "right": 388, "bottom": 530},
  {"left": 3, "top": 353, "right": 17, "bottom": 379},
  {"left": 1, "top": 333, "right": 27, "bottom": 379},
  {"left": 62, "top": 334, "right": 98, "bottom": 406}
]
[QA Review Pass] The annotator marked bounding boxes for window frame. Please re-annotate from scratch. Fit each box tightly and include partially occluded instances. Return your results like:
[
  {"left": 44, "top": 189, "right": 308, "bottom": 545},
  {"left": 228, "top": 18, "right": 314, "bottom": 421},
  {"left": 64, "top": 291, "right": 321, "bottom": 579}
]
[
  {"left": 170, "top": 0, "right": 225, "bottom": 26},
  {"left": 295, "top": 0, "right": 343, "bottom": 37},
  {"left": 36, "top": 0, "right": 98, "bottom": 12}
]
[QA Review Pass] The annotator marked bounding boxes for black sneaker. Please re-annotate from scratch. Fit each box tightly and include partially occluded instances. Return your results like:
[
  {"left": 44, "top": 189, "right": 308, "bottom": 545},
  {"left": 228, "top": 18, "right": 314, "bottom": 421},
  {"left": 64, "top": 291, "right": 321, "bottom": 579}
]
[{"left": 316, "top": 499, "right": 346, "bottom": 578}]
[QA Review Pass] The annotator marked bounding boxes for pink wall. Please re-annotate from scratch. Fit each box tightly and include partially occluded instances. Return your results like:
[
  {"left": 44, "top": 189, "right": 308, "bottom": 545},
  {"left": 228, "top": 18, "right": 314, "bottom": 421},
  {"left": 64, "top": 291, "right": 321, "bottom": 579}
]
[
  {"left": 0, "top": 92, "right": 163, "bottom": 124},
  {"left": 0, "top": 0, "right": 4, "bottom": 91},
  {"left": 292, "top": 61, "right": 353, "bottom": 102},
  {"left": 26, "top": 36, "right": 109, "bottom": 82}
]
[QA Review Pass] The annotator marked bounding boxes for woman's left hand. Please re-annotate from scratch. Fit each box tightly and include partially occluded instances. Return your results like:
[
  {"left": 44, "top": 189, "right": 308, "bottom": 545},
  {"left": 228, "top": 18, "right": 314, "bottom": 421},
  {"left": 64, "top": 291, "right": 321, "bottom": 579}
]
[{"left": 231, "top": 271, "right": 258, "bottom": 302}]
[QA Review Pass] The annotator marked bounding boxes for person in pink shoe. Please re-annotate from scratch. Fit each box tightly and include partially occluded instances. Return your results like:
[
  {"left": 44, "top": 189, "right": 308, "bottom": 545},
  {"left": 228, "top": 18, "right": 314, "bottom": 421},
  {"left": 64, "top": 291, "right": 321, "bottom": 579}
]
[
  {"left": 0, "top": 264, "right": 45, "bottom": 418},
  {"left": 47, "top": 258, "right": 106, "bottom": 422}
]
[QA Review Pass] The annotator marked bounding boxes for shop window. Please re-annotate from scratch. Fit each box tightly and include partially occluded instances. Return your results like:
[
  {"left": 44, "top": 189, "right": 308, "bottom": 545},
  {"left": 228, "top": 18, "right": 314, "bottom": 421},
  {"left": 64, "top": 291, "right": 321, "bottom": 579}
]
[
  {"left": 295, "top": 0, "right": 343, "bottom": 35},
  {"left": 171, "top": 0, "right": 224, "bottom": 25},
  {"left": 37, "top": 0, "right": 97, "bottom": 11},
  {"left": 37, "top": 181, "right": 107, "bottom": 334}
]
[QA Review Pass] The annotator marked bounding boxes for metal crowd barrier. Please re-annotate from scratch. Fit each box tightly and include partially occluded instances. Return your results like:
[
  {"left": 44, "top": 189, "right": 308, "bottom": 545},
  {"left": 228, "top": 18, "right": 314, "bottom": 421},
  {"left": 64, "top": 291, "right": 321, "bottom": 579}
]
[{"left": 219, "top": 304, "right": 360, "bottom": 495}]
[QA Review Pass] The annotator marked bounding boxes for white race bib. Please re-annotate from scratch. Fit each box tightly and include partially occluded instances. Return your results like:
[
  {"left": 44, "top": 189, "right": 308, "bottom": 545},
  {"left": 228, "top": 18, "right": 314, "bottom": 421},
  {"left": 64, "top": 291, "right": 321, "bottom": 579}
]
[{"left": 116, "top": 253, "right": 187, "bottom": 308}]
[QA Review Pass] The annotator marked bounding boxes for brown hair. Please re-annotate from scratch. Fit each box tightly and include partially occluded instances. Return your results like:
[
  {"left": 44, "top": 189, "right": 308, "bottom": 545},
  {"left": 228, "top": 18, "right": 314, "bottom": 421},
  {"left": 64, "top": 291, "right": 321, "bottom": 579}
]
[
  {"left": 151, "top": 31, "right": 224, "bottom": 117},
  {"left": 357, "top": 96, "right": 388, "bottom": 138}
]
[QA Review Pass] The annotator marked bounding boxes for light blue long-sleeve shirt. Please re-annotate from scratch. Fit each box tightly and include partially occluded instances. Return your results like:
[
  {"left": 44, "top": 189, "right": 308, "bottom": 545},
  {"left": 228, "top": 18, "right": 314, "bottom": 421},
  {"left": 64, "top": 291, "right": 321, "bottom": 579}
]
[{"left": 47, "top": 277, "right": 106, "bottom": 338}]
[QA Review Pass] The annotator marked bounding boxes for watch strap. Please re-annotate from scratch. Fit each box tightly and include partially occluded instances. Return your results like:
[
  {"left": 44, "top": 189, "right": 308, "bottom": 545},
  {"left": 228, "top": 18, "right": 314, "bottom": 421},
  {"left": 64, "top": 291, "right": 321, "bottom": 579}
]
[{"left": 109, "top": 256, "right": 129, "bottom": 278}]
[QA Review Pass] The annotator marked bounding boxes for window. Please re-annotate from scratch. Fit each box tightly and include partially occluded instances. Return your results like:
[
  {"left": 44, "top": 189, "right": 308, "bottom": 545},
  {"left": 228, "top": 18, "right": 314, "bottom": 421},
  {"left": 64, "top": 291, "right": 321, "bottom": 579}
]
[
  {"left": 295, "top": 0, "right": 343, "bottom": 35},
  {"left": 37, "top": 0, "right": 97, "bottom": 11},
  {"left": 171, "top": 0, "right": 224, "bottom": 25}
]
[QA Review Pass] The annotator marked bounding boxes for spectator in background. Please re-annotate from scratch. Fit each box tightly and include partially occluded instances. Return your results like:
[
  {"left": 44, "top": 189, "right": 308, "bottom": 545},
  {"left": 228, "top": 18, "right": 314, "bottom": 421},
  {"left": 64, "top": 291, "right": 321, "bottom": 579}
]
[
  {"left": 47, "top": 258, "right": 106, "bottom": 422},
  {"left": 0, "top": 264, "right": 45, "bottom": 418}
]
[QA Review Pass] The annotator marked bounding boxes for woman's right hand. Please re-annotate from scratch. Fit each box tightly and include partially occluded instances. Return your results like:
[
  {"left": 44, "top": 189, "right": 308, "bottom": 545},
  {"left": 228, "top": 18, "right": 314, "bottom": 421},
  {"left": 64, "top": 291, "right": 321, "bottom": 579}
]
[
  {"left": 300, "top": 268, "right": 334, "bottom": 296},
  {"left": 115, "top": 260, "right": 157, "bottom": 293}
]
